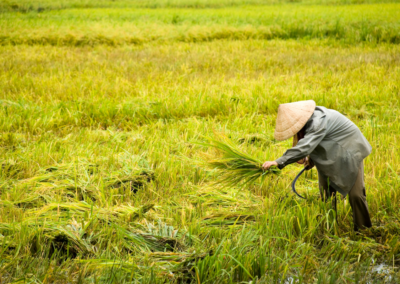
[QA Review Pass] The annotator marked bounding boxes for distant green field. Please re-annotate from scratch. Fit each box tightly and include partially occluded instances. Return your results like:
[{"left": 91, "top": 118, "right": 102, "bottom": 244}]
[
  {"left": 1, "top": 4, "right": 400, "bottom": 45},
  {"left": 1, "top": 0, "right": 400, "bottom": 283}
]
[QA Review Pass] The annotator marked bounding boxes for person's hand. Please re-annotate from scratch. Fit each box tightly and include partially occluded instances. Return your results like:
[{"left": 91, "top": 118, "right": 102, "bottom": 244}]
[
  {"left": 304, "top": 157, "right": 315, "bottom": 170},
  {"left": 262, "top": 161, "right": 278, "bottom": 171}
]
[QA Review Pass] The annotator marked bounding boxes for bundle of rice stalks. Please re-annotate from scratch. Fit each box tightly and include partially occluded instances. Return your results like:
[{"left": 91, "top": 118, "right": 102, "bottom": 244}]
[
  {"left": 201, "top": 212, "right": 256, "bottom": 226},
  {"left": 200, "top": 136, "right": 280, "bottom": 187},
  {"left": 78, "top": 251, "right": 209, "bottom": 281},
  {"left": 148, "top": 251, "right": 210, "bottom": 280},
  {"left": 118, "top": 221, "right": 189, "bottom": 253},
  {"left": 185, "top": 186, "right": 261, "bottom": 209},
  {"left": 21, "top": 220, "right": 96, "bottom": 258},
  {"left": 28, "top": 202, "right": 155, "bottom": 224},
  {"left": 9, "top": 154, "right": 154, "bottom": 203},
  {"left": 0, "top": 194, "right": 46, "bottom": 209},
  {"left": 104, "top": 172, "right": 154, "bottom": 194}
]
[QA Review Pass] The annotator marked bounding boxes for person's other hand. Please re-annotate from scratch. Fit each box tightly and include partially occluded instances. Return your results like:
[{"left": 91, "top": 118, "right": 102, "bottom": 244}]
[{"left": 262, "top": 161, "right": 278, "bottom": 171}]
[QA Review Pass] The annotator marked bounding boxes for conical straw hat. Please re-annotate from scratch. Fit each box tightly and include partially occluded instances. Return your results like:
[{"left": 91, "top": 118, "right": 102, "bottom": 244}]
[{"left": 274, "top": 100, "right": 316, "bottom": 141}]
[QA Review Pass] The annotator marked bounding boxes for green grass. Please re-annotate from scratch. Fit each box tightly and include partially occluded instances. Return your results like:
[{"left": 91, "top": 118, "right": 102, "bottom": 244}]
[{"left": 1, "top": 0, "right": 400, "bottom": 283}]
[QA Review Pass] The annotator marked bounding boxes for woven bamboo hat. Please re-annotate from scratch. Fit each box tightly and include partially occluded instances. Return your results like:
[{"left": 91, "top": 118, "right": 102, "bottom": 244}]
[{"left": 274, "top": 100, "right": 316, "bottom": 141}]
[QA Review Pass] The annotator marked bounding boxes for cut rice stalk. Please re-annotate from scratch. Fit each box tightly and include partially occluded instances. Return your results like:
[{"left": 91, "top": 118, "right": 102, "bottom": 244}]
[{"left": 199, "top": 136, "right": 280, "bottom": 187}]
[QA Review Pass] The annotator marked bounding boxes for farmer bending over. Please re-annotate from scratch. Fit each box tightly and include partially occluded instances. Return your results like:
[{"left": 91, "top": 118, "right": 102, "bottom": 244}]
[{"left": 262, "top": 100, "right": 372, "bottom": 231}]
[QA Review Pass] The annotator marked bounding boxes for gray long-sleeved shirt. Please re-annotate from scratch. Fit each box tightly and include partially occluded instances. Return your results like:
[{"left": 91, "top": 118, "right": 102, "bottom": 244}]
[{"left": 275, "top": 106, "right": 372, "bottom": 196}]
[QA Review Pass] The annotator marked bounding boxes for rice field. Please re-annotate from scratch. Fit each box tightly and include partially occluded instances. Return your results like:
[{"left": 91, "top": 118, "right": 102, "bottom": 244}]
[{"left": 1, "top": 0, "right": 400, "bottom": 283}]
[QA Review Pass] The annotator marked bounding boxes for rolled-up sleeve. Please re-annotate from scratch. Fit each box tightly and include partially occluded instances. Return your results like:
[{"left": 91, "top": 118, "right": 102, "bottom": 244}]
[{"left": 275, "top": 120, "right": 327, "bottom": 169}]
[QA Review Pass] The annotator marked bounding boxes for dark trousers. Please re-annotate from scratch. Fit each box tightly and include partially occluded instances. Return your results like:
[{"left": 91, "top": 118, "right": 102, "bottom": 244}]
[{"left": 318, "top": 163, "right": 372, "bottom": 231}]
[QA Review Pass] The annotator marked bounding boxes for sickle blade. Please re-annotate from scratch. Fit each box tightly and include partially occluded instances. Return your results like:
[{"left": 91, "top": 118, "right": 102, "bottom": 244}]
[{"left": 292, "top": 168, "right": 306, "bottom": 199}]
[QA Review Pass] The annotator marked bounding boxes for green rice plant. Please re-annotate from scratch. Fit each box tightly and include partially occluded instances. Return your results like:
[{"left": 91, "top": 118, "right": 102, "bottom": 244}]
[{"left": 199, "top": 136, "right": 280, "bottom": 188}]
